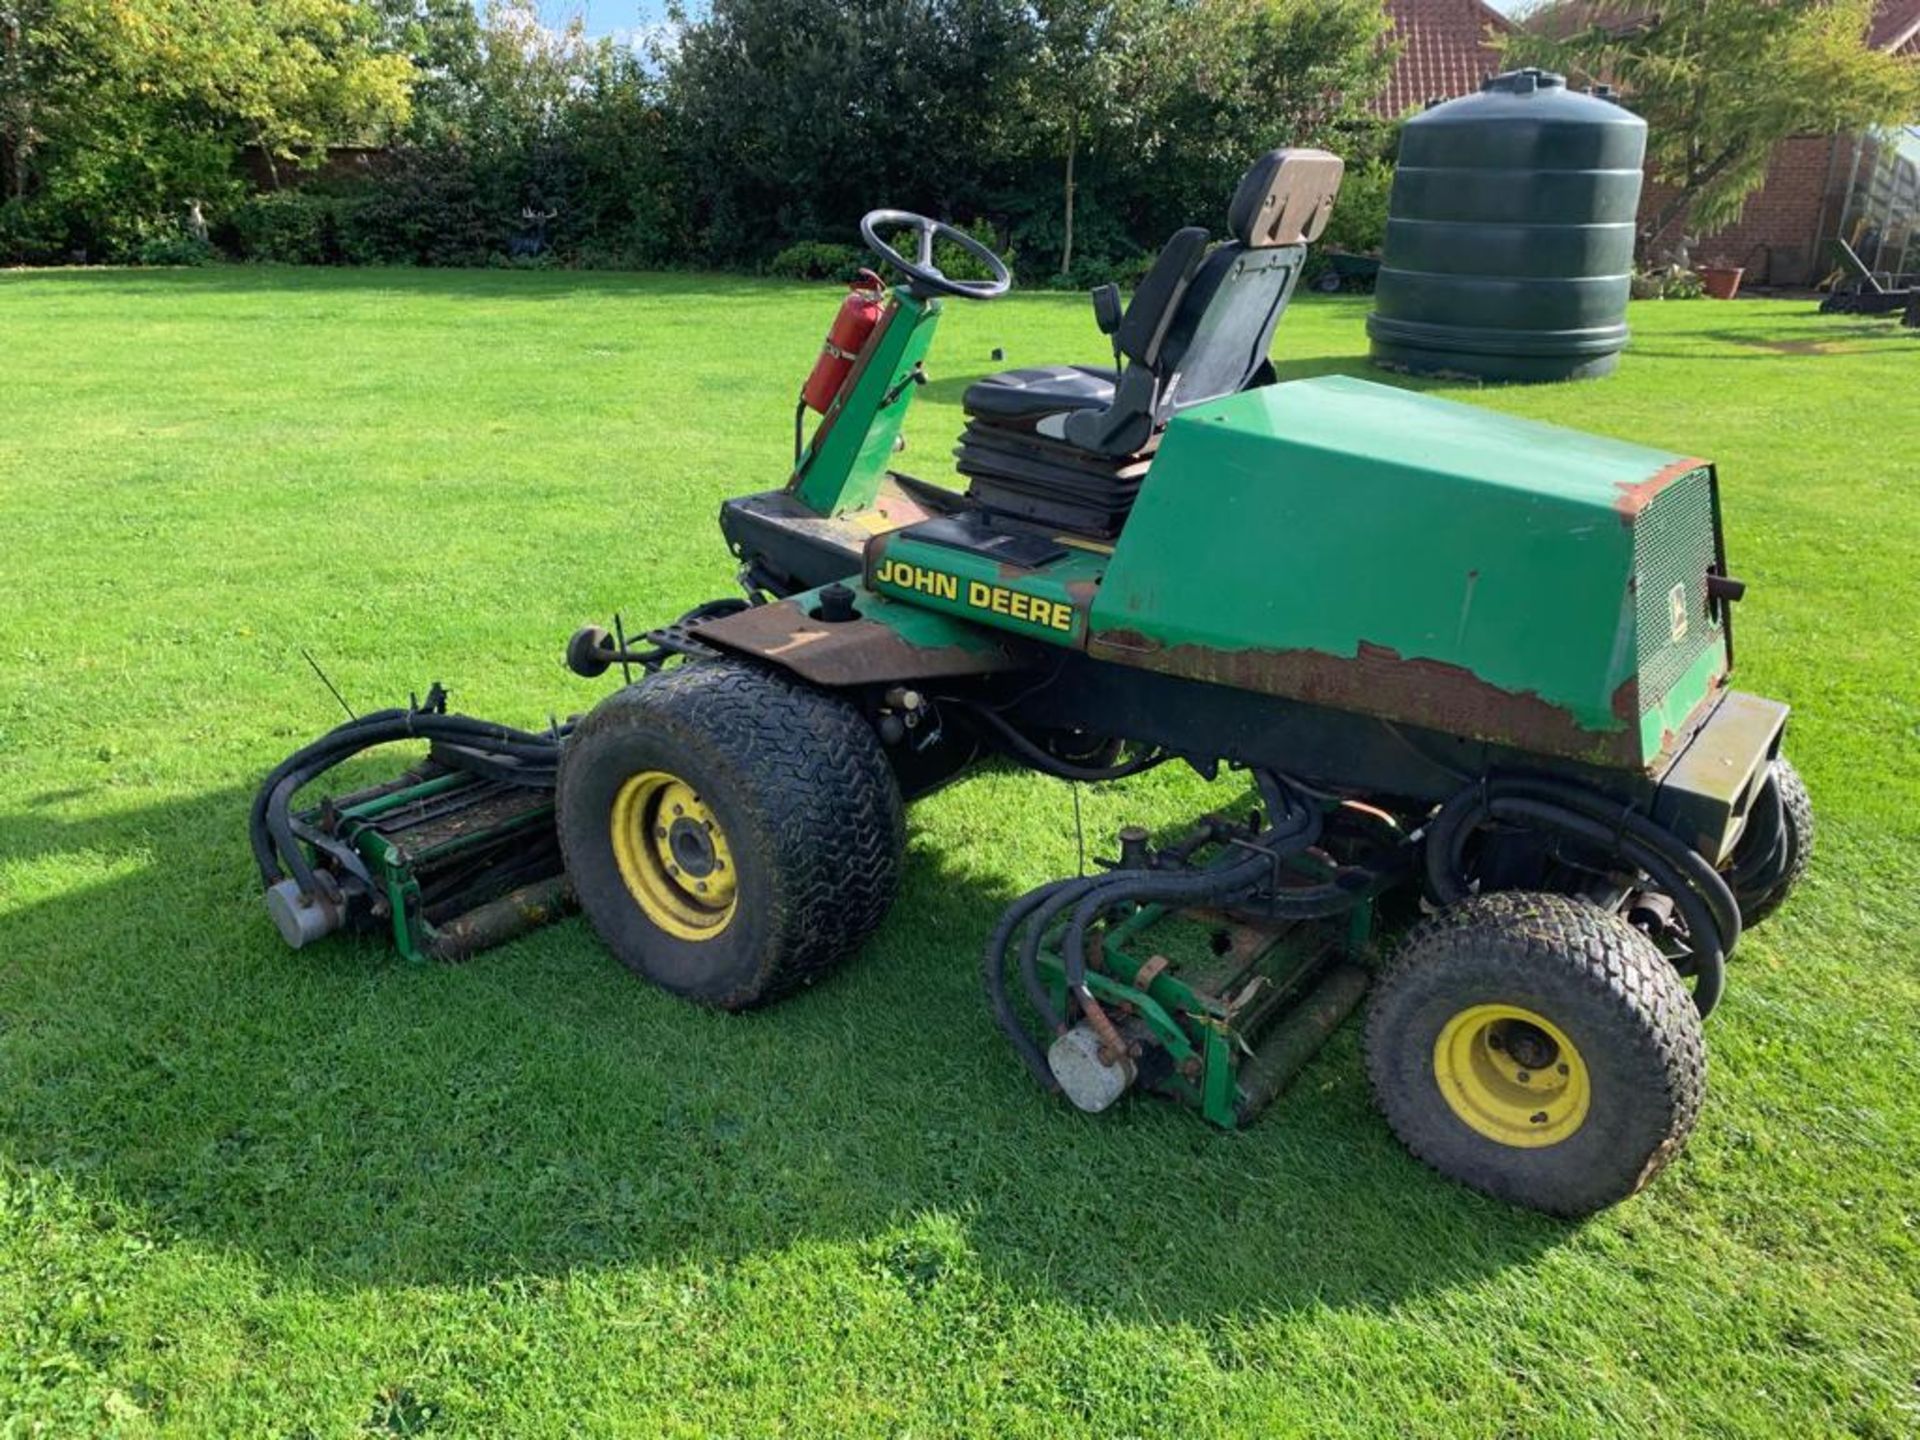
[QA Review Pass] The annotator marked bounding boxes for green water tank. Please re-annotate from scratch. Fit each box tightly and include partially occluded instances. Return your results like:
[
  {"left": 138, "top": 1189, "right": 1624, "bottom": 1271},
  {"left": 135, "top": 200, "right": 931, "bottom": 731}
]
[{"left": 1367, "top": 68, "right": 1647, "bottom": 383}]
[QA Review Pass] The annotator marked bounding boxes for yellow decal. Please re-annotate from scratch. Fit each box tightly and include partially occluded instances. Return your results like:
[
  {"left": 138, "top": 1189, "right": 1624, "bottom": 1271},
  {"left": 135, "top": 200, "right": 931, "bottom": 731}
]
[
  {"left": 873, "top": 558, "right": 1075, "bottom": 633},
  {"left": 872, "top": 558, "right": 960, "bottom": 602}
]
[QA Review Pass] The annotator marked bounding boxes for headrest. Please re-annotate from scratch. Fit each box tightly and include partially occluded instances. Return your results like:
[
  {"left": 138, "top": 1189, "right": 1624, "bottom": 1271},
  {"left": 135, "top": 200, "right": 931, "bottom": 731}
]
[{"left": 1227, "top": 149, "right": 1344, "bottom": 248}]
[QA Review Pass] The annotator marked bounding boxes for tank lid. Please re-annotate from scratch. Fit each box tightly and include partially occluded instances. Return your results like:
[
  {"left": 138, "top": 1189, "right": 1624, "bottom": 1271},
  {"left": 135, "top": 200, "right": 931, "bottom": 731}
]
[
  {"left": 1411, "top": 65, "right": 1643, "bottom": 128},
  {"left": 1481, "top": 67, "right": 1564, "bottom": 96}
]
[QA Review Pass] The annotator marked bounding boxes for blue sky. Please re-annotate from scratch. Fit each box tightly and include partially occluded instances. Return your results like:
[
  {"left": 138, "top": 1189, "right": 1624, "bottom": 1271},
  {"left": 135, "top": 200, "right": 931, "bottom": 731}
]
[{"left": 533, "top": 0, "right": 668, "bottom": 41}]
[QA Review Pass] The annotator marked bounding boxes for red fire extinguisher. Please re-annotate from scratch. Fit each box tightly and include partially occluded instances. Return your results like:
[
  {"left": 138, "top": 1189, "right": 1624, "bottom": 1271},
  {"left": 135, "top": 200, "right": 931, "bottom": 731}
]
[{"left": 801, "top": 268, "right": 888, "bottom": 414}]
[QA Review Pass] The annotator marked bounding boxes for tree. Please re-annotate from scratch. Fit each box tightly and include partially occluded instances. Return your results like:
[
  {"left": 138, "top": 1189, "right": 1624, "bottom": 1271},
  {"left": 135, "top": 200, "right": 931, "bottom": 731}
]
[
  {"left": 664, "top": 0, "right": 1031, "bottom": 263},
  {"left": 1502, "top": 0, "right": 1920, "bottom": 255},
  {"left": 1021, "top": 0, "right": 1154, "bottom": 276},
  {"left": 1128, "top": 0, "right": 1392, "bottom": 244},
  {"left": 3, "top": 0, "right": 413, "bottom": 258}
]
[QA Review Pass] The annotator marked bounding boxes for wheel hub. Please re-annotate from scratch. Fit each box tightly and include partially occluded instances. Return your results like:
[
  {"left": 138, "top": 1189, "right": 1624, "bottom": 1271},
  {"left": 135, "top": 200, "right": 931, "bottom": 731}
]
[
  {"left": 1434, "top": 1003, "right": 1589, "bottom": 1148},
  {"left": 609, "top": 771, "right": 737, "bottom": 940}
]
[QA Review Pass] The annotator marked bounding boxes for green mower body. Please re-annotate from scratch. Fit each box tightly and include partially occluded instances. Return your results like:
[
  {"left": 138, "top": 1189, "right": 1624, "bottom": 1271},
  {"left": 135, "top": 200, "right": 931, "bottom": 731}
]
[{"left": 262, "top": 148, "right": 1810, "bottom": 1218}]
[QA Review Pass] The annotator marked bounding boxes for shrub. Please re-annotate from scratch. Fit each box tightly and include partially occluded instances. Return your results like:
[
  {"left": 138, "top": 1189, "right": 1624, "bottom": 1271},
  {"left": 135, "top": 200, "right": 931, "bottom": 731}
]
[
  {"left": 1663, "top": 268, "right": 1705, "bottom": 300},
  {"left": 133, "top": 230, "right": 216, "bottom": 266},
  {"left": 0, "top": 199, "right": 71, "bottom": 265},
  {"left": 1321, "top": 158, "right": 1391, "bottom": 256},
  {"left": 1632, "top": 266, "right": 1705, "bottom": 300},
  {"left": 932, "top": 218, "right": 1014, "bottom": 284},
  {"left": 226, "top": 193, "right": 333, "bottom": 264},
  {"left": 767, "top": 241, "right": 867, "bottom": 281}
]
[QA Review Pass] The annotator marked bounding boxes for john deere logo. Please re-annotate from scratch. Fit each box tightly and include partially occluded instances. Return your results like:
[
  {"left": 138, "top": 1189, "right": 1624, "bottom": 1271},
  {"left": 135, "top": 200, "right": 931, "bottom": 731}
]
[{"left": 1668, "top": 583, "right": 1689, "bottom": 643}]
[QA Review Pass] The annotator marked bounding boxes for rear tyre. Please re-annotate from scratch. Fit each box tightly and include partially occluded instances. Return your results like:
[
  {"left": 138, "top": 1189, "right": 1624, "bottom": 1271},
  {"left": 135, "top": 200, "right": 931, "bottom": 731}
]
[
  {"left": 1729, "top": 756, "right": 1813, "bottom": 929},
  {"left": 1365, "top": 891, "right": 1705, "bottom": 1217},
  {"left": 557, "top": 660, "right": 904, "bottom": 1009}
]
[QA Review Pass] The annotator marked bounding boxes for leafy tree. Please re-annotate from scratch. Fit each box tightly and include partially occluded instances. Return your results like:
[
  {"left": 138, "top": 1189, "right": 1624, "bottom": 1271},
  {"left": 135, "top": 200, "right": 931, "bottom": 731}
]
[
  {"left": 664, "top": 0, "right": 1032, "bottom": 263},
  {"left": 371, "top": 0, "right": 485, "bottom": 144},
  {"left": 1019, "top": 0, "right": 1154, "bottom": 276},
  {"left": 3, "top": 0, "right": 412, "bottom": 258},
  {"left": 1502, "top": 0, "right": 1920, "bottom": 254},
  {"left": 1128, "top": 0, "right": 1392, "bottom": 244}
]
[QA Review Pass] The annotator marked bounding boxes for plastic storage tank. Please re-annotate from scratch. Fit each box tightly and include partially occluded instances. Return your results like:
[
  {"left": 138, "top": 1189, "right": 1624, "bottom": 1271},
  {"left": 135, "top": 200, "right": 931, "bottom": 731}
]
[{"left": 1367, "top": 68, "right": 1647, "bottom": 383}]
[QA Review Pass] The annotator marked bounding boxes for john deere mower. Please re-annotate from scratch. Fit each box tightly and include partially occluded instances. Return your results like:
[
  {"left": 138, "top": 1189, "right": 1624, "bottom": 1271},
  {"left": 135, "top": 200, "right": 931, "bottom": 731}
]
[{"left": 255, "top": 151, "right": 1813, "bottom": 1217}]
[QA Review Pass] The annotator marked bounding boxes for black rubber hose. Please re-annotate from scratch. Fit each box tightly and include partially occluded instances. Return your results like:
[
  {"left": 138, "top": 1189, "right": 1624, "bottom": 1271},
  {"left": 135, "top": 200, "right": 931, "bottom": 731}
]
[
  {"left": 1420, "top": 776, "right": 1735, "bottom": 1017},
  {"left": 949, "top": 701, "right": 1167, "bottom": 782},
  {"left": 252, "top": 710, "right": 567, "bottom": 890},
  {"left": 1491, "top": 776, "right": 1742, "bottom": 956},
  {"left": 1057, "top": 856, "right": 1272, "bottom": 997},
  {"left": 1014, "top": 873, "right": 1108, "bottom": 1034},
  {"left": 980, "top": 878, "right": 1079, "bottom": 1090},
  {"left": 1056, "top": 775, "right": 1324, "bottom": 997},
  {"left": 1490, "top": 796, "right": 1727, "bottom": 1017},
  {"left": 1425, "top": 776, "right": 1741, "bottom": 952}
]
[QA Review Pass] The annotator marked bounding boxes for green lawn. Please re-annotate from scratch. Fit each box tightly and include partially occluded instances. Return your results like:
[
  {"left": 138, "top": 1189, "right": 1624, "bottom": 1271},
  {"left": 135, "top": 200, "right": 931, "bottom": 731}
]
[{"left": 2, "top": 267, "right": 1917, "bottom": 1437}]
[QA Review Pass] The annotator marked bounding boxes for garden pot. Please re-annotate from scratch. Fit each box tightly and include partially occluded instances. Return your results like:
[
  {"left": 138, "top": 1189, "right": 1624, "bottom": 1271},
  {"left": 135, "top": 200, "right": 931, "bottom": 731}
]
[{"left": 1700, "top": 265, "right": 1744, "bottom": 300}]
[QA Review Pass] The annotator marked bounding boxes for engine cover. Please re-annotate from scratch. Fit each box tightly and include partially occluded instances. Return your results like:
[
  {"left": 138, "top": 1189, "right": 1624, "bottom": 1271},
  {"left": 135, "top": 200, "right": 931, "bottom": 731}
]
[{"left": 1087, "top": 375, "right": 1732, "bottom": 772}]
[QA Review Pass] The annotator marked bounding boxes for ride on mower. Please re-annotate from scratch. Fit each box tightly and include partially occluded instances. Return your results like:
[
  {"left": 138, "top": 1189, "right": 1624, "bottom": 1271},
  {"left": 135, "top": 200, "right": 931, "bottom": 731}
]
[{"left": 255, "top": 150, "right": 1813, "bottom": 1217}]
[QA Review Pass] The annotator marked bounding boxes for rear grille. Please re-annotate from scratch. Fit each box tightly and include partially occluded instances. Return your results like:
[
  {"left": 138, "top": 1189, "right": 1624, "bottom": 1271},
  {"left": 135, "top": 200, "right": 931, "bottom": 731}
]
[{"left": 1633, "top": 465, "right": 1721, "bottom": 712}]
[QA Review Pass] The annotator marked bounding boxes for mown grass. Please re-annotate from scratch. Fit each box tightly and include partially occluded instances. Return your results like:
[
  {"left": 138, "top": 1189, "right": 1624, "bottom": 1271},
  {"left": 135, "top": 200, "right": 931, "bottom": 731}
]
[{"left": 1, "top": 266, "right": 1916, "bottom": 1437}]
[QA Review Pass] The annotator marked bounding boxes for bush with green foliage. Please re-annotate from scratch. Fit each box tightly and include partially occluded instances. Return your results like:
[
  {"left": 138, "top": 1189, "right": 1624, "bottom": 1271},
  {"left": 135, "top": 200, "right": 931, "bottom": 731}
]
[
  {"left": 767, "top": 242, "right": 869, "bottom": 282},
  {"left": 133, "top": 230, "right": 217, "bottom": 267},
  {"left": 1320, "top": 157, "right": 1392, "bottom": 256},
  {"left": 4, "top": 0, "right": 1399, "bottom": 278}
]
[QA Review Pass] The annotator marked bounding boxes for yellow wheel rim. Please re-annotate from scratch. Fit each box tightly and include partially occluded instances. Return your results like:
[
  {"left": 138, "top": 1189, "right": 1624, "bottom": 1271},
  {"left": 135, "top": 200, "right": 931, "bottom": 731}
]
[
  {"left": 1433, "top": 1004, "right": 1590, "bottom": 1148},
  {"left": 608, "top": 770, "right": 737, "bottom": 941}
]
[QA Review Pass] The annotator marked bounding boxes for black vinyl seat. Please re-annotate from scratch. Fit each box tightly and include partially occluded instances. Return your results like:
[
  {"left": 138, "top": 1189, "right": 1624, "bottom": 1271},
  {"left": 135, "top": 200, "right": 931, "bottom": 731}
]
[
  {"left": 956, "top": 149, "right": 1343, "bottom": 537},
  {"left": 962, "top": 364, "right": 1118, "bottom": 422}
]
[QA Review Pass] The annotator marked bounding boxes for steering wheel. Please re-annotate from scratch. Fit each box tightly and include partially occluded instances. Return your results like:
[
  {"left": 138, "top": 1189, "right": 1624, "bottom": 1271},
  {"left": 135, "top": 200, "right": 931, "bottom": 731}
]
[{"left": 859, "top": 209, "right": 1012, "bottom": 300}]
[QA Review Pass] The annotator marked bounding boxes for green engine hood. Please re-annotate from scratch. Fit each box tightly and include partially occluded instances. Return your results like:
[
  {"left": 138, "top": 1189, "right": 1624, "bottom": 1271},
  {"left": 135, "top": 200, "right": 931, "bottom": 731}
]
[{"left": 1088, "top": 375, "right": 1729, "bottom": 770}]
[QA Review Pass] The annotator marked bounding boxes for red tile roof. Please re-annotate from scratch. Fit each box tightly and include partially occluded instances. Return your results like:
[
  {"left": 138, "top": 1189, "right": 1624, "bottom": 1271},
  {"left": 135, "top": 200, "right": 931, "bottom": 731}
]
[{"left": 1376, "top": 0, "right": 1516, "bottom": 117}]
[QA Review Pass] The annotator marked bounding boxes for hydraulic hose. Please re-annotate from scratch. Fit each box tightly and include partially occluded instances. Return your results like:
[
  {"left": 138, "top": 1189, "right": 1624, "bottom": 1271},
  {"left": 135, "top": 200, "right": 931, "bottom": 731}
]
[
  {"left": 1422, "top": 775, "right": 1737, "bottom": 1017},
  {"left": 947, "top": 700, "right": 1168, "bottom": 782},
  {"left": 251, "top": 702, "right": 569, "bottom": 896},
  {"left": 979, "top": 877, "right": 1081, "bottom": 1090},
  {"left": 986, "top": 774, "right": 1323, "bottom": 1050}
]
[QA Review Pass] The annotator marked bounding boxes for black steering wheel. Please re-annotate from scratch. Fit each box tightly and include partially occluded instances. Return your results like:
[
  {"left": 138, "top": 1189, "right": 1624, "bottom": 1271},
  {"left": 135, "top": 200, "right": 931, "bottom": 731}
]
[{"left": 859, "top": 209, "right": 1012, "bottom": 300}]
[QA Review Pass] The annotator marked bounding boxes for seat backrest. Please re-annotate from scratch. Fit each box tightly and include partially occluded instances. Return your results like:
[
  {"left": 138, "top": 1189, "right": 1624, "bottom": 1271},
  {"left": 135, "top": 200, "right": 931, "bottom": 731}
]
[
  {"left": 1114, "top": 227, "right": 1210, "bottom": 368},
  {"left": 1065, "top": 149, "right": 1344, "bottom": 455}
]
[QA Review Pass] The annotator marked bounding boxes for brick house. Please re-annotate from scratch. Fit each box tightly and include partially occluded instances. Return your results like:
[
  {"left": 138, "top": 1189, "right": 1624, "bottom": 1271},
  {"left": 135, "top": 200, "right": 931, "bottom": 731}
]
[
  {"left": 1630, "top": 2, "right": 1919, "bottom": 287},
  {"left": 1373, "top": 0, "right": 1920, "bottom": 288}
]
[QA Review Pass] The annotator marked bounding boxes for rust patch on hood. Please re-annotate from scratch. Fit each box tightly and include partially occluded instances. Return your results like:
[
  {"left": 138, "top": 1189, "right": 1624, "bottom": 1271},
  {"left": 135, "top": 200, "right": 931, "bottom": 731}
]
[
  {"left": 1615, "top": 457, "right": 1706, "bottom": 526},
  {"left": 1089, "top": 628, "right": 1644, "bottom": 768}
]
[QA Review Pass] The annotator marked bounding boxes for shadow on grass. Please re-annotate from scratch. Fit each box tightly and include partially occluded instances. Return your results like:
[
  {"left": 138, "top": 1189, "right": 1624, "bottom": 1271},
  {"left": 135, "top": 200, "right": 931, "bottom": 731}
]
[{"left": 0, "top": 775, "right": 1562, "bottom": 1325}]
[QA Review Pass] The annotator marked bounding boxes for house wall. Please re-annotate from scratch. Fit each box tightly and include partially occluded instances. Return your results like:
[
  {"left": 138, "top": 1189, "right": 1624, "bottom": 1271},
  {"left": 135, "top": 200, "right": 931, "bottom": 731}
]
[{"left": 1639, "top": 136, "right": 1844, "bottom": 287}]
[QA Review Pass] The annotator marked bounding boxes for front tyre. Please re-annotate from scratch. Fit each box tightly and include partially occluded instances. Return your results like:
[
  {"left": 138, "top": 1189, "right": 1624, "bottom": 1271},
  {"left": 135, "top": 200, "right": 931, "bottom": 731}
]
[
  {"left": 1365, "top": 891, "right": 1705, "bottom": 1217},
  {"left": 557, "top": 660, "right": 904, "bottom": 1009}
]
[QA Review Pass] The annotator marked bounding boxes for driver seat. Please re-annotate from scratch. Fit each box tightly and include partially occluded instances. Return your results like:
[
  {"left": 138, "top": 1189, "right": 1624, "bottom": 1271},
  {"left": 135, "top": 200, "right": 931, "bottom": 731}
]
[{"left": 958, "top": 149, "right": 1342, "bottom": 536}]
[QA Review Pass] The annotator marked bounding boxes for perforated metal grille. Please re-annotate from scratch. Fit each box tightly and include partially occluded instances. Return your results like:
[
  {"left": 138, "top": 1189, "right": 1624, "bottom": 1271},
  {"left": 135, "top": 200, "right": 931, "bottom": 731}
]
[{"left": 1633, "top": 466, "right": 1720, "bottom": 712}]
